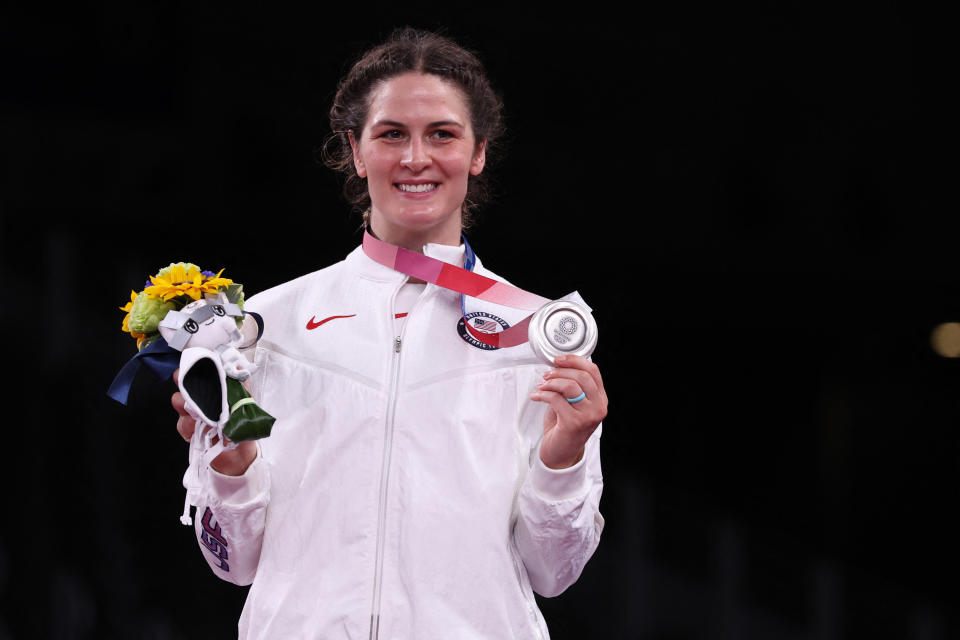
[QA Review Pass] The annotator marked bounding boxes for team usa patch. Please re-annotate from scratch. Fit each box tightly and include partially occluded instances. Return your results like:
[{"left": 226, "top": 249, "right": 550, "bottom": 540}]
[
  {"left": 200, "top": 507, "right": 230, "bottom": 572},
  {"left": 457, "top": 311, "right": 510, "bottom": 350}
]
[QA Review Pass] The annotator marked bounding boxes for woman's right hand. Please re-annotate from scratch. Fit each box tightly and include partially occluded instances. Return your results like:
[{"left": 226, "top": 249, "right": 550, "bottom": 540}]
[{"left": 172, "top": 369, "right": 258, "bottom": 476}]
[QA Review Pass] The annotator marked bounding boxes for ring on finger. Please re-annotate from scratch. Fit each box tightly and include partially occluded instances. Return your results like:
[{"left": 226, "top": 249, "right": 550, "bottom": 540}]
[{"left": 566, "top": 391, "right": 587, "bottom": 404}]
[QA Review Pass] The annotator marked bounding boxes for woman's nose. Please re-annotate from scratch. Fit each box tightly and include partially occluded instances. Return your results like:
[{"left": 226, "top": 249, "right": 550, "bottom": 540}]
[{"left": 400, "top": 138, "right": 430, "bottom": 172}]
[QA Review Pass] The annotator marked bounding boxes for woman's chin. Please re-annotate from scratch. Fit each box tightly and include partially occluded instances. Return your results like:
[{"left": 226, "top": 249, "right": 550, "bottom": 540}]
[{"left": 379, "top": 206, "right": 460, "bottom": 233}]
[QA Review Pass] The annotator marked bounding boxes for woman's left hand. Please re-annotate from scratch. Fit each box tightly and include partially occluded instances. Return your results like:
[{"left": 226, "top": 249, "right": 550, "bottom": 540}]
[{"left": 530, "top": 354, "right": 609, "bottom": 469}]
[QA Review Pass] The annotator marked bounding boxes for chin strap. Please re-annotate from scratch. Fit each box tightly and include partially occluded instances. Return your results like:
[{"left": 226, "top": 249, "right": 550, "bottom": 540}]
[
  {"left": 181, "top": 420, "right": 204, "bottom": 525},
  {"left": 180, "top": 418, "right": 238, "bottom": 526}
]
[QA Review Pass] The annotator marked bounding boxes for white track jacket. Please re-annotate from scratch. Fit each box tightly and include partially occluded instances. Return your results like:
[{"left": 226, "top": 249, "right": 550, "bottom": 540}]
[{"left": 190, "top": 242, "right": 604, "bottom": 639}]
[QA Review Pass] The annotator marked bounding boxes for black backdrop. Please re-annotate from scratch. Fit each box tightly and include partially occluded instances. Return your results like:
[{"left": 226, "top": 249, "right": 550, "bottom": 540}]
[{"left": 2, "top": 2, "right": 955, "bottom": 639}]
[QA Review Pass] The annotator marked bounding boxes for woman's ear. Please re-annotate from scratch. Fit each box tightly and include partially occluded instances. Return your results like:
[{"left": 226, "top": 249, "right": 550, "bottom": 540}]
[
  {"left": 470, "top": 140, "right": 486, "bottom": 176},
  {"left": 348, "top": 130, "right": 367, "bottom": 178}
]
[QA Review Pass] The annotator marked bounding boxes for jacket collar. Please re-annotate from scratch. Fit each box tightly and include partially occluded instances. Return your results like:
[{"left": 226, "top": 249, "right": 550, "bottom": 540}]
[{"left": 346, "top": 240, "right": 471, "bottom": 283}]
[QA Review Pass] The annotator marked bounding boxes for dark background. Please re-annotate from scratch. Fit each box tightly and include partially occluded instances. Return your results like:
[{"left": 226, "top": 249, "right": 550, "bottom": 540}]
[{"left": 1, "top": 2, "right": 955, "bottom": 639}]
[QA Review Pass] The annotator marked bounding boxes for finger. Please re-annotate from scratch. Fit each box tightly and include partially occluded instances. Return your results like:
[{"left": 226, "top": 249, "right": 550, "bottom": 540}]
[
  {"left": 555, "top": 356, "right": 605, "bottom": 401},
  {"left": 537, "top": 378, "right": 585, "bottom": 402},
  {"left": 553, "top": 355, "right": 607, "bottom": 404},
  {"left": 176, "top": 415, "right": 195, "bottom": 442},
  {"left": 172, "top": 368, "right": 180, "bottom": 386},
  {"left": 530, "top": 388, "right": 579, "bottom": 423},
  {"left": 171, "top": 391, "right": 189, "bottom": 417},
  {"left": 543, "top": 403, "right": 558, "bottom": 427},
  {"left": 543, "top": 367, "right": 605, "bottom": 410},
  {"left": 542, "top": 367, "right": 598, "bottom": 398}
]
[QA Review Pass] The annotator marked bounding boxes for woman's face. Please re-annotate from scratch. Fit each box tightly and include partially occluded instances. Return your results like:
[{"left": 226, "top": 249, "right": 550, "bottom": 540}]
[{"left": 350, "top": 72, "right": 486, "bottom": 246}]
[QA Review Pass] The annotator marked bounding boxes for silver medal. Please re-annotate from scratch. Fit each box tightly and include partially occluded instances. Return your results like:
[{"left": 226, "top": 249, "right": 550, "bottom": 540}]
[{"left": 527, "top": 300, "right": 598, "bottom": 364}]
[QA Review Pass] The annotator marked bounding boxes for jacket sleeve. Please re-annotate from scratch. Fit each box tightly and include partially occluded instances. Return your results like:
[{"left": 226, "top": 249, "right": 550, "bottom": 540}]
[
  {"left": 513, "top": 419, "right": 605, "bottom": 598},
  {"left": 191, "top": 444, "right": 270, "bottom": 586}
]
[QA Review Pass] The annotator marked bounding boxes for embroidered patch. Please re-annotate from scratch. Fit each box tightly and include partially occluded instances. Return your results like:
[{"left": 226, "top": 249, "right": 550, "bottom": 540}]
[
  {"left": 200, "top": 507, "right": 230, "bottom": 572},
  {"left": 457, "top": 311, "right": 510, "bottom": 350}
]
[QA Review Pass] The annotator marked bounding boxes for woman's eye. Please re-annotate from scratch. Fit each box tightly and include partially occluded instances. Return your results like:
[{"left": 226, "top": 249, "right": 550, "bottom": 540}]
[
  {"left": 431, "top": 130, "right": 455, "bottom": 140},
  {"left": 381, "top": 129, "right": 404, "bottom": 140}
]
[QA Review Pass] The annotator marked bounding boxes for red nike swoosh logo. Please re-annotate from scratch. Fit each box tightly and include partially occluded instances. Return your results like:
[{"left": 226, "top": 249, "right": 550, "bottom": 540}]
[{"left": 306, "top": 314, "right": 356, "bottom": 330}]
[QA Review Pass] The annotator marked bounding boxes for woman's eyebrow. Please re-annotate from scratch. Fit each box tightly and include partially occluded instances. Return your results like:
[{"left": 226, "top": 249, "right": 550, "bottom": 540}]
[
  {"left": 428, "top": 120, "right": 464, "bottom": 128},
  {"left": 370, "top": 119, "right": 406, "bottom": 128},
  {"left": 369, "top": 119, "right": 465, "bottom": 128}
]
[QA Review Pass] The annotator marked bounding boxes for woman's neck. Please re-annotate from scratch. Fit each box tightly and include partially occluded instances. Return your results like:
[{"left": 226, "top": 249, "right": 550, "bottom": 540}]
[{"left": 368, "top": 213, "right": 462, "bottom": 253}]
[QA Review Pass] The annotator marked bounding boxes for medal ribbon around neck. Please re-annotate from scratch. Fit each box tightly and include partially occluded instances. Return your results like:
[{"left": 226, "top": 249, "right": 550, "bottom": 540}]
[{"left": 362, "top": 229, "right": 550, "bottom": 348}]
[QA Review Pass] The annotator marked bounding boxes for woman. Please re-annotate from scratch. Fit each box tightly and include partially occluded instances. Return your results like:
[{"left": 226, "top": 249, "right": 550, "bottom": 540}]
[{"left": 173, "top": 27, "right": 608, "bottom": 639}]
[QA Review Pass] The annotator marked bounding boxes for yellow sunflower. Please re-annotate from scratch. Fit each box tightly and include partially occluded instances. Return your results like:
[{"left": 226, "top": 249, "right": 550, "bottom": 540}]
[
  {"left": 119, "top": 290, "right": 147, "bottom": 345},
  {"left": 143, "top": 263, "right": 233, "bottom": 302}
]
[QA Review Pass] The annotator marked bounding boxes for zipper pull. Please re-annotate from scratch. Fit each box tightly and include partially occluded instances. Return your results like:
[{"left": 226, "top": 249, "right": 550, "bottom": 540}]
[{"left": 394, "top": 337, "right": 402, "bottom": 353}]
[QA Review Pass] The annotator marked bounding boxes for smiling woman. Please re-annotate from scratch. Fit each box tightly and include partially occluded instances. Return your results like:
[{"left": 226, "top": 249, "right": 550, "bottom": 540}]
[
  {"left": 170, "top": 26, "right": 608, "bottom": 640},
  {"left": 324, "top": 27, "right": 504, "bottom": 234},
  {"left": 347, "top": 72, "right": 487, "bottom": 249}
]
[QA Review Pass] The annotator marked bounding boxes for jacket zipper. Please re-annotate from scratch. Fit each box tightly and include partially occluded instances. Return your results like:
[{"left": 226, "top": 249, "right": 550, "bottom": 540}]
[{"left": 369, "top": 282, "right": 420, "bottom": 640}]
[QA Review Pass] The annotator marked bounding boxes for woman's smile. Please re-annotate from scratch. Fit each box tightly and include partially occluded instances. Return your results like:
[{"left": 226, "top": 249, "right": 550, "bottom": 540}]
[{"left": 395, "top": 182, "right": 438, "bottom": 194}]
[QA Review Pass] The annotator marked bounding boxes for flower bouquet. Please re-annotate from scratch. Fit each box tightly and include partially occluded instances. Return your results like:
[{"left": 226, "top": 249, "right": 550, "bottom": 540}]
[{"left": 108, "top": 262, "right": 274, "bottom": 444}]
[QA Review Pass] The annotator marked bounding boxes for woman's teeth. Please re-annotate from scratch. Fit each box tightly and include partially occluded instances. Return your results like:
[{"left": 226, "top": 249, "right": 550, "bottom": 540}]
[{"left": 397, "top": 183, "right": 437, "bottom": 193}]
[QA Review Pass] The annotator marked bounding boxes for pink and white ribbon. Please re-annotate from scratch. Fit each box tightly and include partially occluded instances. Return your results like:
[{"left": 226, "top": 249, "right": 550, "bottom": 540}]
[{"left": 362, "top": 230, "right": 551, "bottom": 348}]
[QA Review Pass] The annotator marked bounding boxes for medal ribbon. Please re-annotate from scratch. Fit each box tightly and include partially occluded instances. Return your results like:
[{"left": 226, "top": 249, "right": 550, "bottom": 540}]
[{"left": 362, "top": 230, "right": 551, "bottom": 348}]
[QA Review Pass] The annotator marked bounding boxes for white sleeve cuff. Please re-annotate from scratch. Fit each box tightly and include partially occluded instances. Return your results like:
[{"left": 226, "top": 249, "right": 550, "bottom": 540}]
[
  {"left": 208, "top": 446, "right": 267, "bottom": 506},
  {"left": 529, "top": 450, "right": 590, "bottom": 501}
]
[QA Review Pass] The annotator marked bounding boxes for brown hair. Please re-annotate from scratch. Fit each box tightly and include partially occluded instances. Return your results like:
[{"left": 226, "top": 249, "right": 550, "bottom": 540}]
[{"left": 323, "top": 27, "right": 505, "bottom": 228}]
